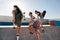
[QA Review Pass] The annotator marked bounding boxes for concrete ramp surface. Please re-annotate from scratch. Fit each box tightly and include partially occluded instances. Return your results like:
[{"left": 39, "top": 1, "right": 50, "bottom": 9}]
[{"left": 0, "top": 27, "right": 60, "bottom": 40}]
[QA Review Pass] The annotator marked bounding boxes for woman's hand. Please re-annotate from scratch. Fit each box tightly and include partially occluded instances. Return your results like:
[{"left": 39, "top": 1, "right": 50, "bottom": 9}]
[{"left": 39, "top": 19, "right": 43, "bottom": 28}]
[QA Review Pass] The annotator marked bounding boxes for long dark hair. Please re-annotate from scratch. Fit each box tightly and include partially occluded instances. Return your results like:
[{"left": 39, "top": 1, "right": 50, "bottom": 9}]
[
  {"left": 29, "top": 12, "right": 32, "bottom": 15},
  {"left": 14, "top": 5, "right": 23, "bottom": 16},
  {"left": 35, "top": 10, "right": 41, "bottom": 16},
  {"left": 42, "top": 10, "right": 46, "bottom": 17}
]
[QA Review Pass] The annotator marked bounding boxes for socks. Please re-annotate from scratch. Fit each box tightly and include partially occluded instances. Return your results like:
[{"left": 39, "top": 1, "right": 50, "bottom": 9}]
[
  {"left": 16, "top": 33, "right": 20, "bottom": 40},
  {"left": 16, "top": 35, "right": 20, "bottom": 40}
]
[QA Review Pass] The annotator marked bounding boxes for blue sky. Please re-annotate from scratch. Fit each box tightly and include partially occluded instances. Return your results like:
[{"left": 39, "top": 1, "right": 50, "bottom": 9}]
[{"left": 0, "top": 0, "right": 60, "bottom": 19}]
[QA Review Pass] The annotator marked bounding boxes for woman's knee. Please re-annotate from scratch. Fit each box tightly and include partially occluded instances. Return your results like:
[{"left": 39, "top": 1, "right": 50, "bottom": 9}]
[{"left": 37, "top": 30, "right": 40, "bottom": 34}]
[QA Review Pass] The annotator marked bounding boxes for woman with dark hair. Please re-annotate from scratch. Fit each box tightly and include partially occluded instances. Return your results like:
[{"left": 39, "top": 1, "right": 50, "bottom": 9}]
[
  {"left": 35, "top": 10, "right": 46, "bottom": 33},
  {"left": 12, "top": 5, "right": 23, "bottom": 40},
  {"left": 35, "top": 10, "right": 46, "bottom": 19},
  {"left": 42, "top": 10, "right": 46, "bottom": 18},
  {"left": 28, "top": 12, "right": 35, "bottom": 34},
  {"left": 40, "top": 10, "right": 46, "bottom": 32},
  {"left": 32, "top": 11, "right": 42, "bottom": 40}
]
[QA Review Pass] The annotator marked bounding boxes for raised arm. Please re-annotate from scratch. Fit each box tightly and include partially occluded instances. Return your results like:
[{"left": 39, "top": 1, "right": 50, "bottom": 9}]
[{"left": 38, "top": 17, "right": 43, "bottom": 27}]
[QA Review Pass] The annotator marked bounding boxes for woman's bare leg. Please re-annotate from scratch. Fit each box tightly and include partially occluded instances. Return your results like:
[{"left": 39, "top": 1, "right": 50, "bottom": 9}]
[
  {"left": 28, "top": 25, "right": 33, "bottom": 34},
  {"left": 36, "top": 30, "right": 40, "bottom": 40},
  {"left": 16, "top": 26, "right": 21, "bottom": 40},
  {"left": 41, "top": 21, "right": 45, "bottom": 33},
  {"left": 16, "top": 26, "right": 21, "bottom": 35}
]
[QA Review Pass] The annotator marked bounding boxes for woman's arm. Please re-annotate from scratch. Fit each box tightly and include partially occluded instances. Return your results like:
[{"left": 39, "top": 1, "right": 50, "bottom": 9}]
[
  {"left": 39, "top": 19, "right": 42, "bottom": 25},
  {"left": 38, "top": 17, "right": 43, "bottom": 27},
  {"left": 40, "top": 20, "right": 43, "bottom": 27},
  {"left": 32, "top": 16, "right": 35, "bottom": 21},
  {"left": 12, "top": 12, "right": 15, "bottom": 23}
]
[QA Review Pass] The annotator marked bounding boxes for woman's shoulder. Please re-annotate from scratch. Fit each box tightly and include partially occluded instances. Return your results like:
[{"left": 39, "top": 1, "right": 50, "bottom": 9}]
[
  {"left": 12, "top": 10, "right": 18, "bottom": 14},
  {"left": 37, "top": 16, "right": 40, "bottom": 19},
  {"left": 13, "top": 10, "right": 18, "bottom": 12},
  {"left": 12, "top": 10, "right": 16, "bottom": 12},
  {"left": 32, "top": 15, "right": 35, "bottom": 19}
]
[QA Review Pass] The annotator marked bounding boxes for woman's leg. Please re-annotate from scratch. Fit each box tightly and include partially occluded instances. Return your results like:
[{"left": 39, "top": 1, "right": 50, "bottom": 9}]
[
  {"left": 16, "top": 25, "right": 21, "bottom": 35},
  {"left": 40, "top": 19, "right": 45, "bottom": 33},
  {"left": 36, "top": 29, "right": 40, "bottom": 40},
  {"left": 28, "top": 25, "right": 33, "bottom": 34},
  {"left": 16, "top": 25, "right": 21, "bottom": 40}
]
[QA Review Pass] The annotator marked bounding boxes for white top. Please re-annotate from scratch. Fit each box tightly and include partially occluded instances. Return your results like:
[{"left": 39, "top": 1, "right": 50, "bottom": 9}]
[{"left": 33, "top": 16, "right": 40, "bottom": 22}]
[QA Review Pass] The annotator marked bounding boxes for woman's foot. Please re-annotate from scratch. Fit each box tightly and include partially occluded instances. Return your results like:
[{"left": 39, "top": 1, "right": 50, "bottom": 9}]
[
  {"left": 30, "top": 32, "right": 33, "bottom": 34},
  {"left": 41, "top": 28, "right": 45, "bottom": 33}
]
